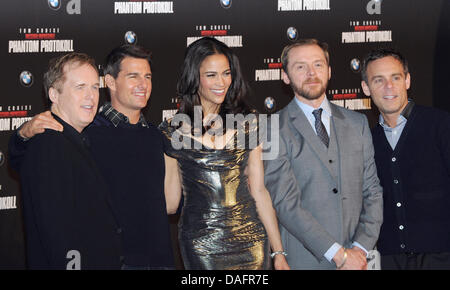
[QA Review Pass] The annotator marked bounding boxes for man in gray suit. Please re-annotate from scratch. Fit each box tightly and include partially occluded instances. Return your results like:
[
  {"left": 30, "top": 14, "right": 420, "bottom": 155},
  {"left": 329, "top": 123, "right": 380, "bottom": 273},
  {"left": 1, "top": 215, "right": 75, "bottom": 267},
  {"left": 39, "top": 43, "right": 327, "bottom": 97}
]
[{"left": 264, "top": 39, "right": 383, "bottom": 270}]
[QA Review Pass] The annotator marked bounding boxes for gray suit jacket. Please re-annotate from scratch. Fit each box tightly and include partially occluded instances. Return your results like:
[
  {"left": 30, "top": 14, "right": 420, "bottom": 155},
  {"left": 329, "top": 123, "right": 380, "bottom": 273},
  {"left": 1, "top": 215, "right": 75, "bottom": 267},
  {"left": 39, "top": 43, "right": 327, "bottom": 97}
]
[{"left": 264, "top": 99, "right": 383, "bottom": 270}]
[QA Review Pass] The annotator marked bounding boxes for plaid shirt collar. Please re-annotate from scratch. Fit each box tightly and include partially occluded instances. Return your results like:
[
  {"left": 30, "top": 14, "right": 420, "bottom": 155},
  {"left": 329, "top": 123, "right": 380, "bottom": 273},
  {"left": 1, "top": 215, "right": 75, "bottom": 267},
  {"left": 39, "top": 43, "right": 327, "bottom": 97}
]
[{"left": 98, "top": 102, "right": 149, "bottom": 128}]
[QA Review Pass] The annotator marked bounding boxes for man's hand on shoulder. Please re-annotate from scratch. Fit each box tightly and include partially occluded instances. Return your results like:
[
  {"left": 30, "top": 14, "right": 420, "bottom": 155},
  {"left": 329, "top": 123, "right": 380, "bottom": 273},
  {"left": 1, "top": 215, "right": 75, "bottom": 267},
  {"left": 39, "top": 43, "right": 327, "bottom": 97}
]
[{"left": 19, "top": 111, "right": 63, "bottom": 139}]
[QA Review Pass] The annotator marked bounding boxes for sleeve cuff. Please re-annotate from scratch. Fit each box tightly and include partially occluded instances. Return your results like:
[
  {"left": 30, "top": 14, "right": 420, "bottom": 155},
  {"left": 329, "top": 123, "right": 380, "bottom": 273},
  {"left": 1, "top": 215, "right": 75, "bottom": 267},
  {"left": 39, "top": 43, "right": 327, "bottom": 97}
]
[
  {"left": 352, "top": 241, "right": 369, "bottom": 257},
  {"left": 16, "top": 123, "right": 30, "bottom": 142},
  {"left": 324, "top": 243, "right": 342, "bottom": 262}
]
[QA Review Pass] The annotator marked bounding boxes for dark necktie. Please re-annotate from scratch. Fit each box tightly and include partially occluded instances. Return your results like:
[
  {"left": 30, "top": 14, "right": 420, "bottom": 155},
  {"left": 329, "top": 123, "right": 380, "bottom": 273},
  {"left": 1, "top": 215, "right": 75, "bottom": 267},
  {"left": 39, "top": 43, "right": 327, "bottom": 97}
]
[{"left": 312, "top": 108, "right": 329, "bottom": 147}]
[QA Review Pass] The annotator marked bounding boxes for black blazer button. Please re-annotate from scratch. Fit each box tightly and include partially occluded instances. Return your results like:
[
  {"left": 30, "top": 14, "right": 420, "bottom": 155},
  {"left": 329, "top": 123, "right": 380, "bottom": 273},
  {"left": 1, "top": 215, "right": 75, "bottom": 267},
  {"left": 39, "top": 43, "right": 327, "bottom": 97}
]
[{"left": 332, "top": 188, "right": 338, "bottom": 194}]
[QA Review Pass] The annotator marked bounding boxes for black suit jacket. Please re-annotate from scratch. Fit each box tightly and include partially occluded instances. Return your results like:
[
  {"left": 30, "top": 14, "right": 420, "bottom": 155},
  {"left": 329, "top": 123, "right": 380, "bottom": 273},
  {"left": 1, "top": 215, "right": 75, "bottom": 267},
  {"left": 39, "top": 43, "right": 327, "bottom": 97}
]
[{"left": 19, "top": 115, "right": 122, "bottom": 269}]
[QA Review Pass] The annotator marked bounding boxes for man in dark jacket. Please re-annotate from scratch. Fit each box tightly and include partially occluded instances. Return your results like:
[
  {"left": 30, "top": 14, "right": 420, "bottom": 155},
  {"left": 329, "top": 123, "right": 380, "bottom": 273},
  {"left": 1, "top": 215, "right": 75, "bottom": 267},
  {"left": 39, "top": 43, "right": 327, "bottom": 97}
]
[
  {"left": 10, "top": 45, "right": 175, "bottom": 270},
  {"left": 19, "top": 52, "right": 122, "bottom": 269},
  {"left": 361, "top": 48, "right": 450, "bottom": 269}
]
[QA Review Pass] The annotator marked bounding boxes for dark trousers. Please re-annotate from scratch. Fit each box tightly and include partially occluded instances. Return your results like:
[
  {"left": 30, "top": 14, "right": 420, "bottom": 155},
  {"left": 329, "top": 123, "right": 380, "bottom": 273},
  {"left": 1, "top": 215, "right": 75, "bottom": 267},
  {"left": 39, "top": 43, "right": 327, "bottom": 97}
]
[{"left": 381, "top": 252, "right": 450, "bottom": 270}]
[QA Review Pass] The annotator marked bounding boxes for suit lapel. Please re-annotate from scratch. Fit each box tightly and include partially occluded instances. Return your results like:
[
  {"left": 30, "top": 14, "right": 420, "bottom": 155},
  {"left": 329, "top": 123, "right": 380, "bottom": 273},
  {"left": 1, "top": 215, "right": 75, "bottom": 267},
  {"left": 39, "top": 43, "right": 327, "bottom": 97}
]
[
  {"left": 329, "top": 102, "right": 348, "bottom": 154},
  {"left": 288, "top": 99, "right": 336, "bottom": 179}
]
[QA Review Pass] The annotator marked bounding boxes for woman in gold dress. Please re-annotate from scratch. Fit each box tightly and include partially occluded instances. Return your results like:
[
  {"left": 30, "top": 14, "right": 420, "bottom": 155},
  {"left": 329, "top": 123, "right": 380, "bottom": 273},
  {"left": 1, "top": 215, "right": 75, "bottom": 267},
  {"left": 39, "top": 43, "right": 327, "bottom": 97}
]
[{"left": 160, "top": 37, "right": 289, "bottom": 270}]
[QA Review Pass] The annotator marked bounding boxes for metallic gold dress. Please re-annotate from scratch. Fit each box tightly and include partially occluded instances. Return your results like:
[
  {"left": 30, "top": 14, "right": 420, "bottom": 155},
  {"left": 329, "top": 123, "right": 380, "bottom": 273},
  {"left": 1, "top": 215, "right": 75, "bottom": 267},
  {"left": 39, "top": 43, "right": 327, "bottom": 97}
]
[{"left": 159, "top": 120, "right": 270, "bottom": 270}]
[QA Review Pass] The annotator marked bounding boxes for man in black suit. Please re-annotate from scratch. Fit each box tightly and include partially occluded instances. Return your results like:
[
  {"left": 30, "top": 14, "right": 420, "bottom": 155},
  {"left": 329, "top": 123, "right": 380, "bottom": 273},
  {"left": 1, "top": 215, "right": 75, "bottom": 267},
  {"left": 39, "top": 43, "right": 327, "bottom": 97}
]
[
  {"left": 361, "top": 49, "right": 450, "bottom": 269},
  {"left": 10, "top": 45, "right": 175, "bottom": 270},
  {"left": 18, "top": 53, "right": 122, "bottom": 269}
]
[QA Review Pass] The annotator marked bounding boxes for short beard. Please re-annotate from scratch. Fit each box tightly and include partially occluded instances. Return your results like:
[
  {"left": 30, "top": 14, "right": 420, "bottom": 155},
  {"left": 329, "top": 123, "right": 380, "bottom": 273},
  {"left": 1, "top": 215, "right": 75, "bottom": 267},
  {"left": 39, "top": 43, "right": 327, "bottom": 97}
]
[{"left": 290, "top": 77, "right": 328, "bottom": 100}]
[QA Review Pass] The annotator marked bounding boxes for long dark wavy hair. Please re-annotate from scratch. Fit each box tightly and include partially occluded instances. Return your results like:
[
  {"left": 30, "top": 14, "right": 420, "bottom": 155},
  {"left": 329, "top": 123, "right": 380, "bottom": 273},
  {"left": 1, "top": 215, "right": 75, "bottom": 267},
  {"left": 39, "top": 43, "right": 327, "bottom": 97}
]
[{"left": 176, "top": 37, "right": 253, "bottom": 134}]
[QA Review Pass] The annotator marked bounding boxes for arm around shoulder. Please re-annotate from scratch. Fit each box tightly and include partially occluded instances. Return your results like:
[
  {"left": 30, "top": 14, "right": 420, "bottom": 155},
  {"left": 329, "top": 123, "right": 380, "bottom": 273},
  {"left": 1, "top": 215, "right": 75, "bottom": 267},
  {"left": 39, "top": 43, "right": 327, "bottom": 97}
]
[{"left": 8, "top": 111, "right": 62, "bottom": 172}]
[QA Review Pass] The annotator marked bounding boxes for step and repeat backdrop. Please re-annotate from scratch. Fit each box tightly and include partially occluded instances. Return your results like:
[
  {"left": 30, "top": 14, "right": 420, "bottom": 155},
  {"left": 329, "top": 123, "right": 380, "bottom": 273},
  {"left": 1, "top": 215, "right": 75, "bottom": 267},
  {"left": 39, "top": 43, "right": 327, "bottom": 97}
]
[{"left": 0, "top": 0, "right": 448, "bottom": 268}]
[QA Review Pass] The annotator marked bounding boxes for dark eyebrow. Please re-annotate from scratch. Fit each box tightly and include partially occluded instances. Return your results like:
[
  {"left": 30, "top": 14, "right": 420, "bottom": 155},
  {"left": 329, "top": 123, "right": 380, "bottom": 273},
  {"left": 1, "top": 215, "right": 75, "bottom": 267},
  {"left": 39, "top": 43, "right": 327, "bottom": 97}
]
[
  {"left": 371, "top": 73, "right": 403, "bottom": 81},
  {"left": 126, "top": 72, "right": 152, "bottom": 77},
  {"left": 370, "top": 74, "right": 384, "bottom": 81}
]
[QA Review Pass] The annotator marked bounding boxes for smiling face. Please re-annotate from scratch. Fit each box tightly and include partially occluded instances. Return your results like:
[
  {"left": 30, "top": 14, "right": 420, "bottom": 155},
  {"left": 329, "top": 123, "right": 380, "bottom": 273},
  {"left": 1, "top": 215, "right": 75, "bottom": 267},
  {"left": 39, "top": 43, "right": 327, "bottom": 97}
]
[
  {"left": 49, "top": 62, "right": 99, "bottom": 132},
  {"left": 361, "top": 56, "right": 410, "bottom": 121},
  {"left": 282, "top": 44, "right": 331, "bottom": 107},
  {"left": 107, "top": 56, "right": 152, "bottom": 118},
  {"left": 197, "top": 53, "right": 232, "bottom": 115}
]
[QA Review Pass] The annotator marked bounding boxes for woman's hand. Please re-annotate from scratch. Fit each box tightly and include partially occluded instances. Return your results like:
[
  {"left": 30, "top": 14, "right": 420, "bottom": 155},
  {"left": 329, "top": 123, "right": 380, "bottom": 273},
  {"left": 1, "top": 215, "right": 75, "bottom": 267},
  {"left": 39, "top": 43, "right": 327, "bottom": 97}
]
[{"left": 273, "top": 254, "right": 290, "bottom": 270}]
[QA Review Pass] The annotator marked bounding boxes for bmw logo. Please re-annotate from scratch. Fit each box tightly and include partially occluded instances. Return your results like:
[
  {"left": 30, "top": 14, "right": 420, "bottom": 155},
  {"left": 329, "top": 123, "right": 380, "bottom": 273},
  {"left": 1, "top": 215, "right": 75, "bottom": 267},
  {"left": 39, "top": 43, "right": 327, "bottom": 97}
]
[
  {"left": 220, "top": 0, "right": 232, "bottom": 8},
  {"left": 19, "top": 71, "right": 33, "bottom": 87},
  {"left": 350, "top": 58, "right": 361, "bottom": 73},
  {"left": 124, "top": 31, "right": 137, "bottom": 44},
  {"left": 287, "top": 27, "right": 298, "bottom": 41},
  {"left": 48, "top": 0, "right": 61, "bottom": 10},
  {"left": 264, "top": 97, "right": 276, "bottom": 112},
  {"left": 0, "top": 151, "right": 4, "bottom": 167}
]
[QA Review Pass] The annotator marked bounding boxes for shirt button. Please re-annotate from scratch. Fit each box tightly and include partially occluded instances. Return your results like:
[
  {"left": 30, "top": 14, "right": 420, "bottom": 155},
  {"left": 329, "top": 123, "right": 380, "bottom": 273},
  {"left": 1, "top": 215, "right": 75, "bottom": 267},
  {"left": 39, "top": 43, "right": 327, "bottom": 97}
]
[
  {"left": 396, "top": 202, "right": 402, "bottom": 207},
  {"left": 392, "top": 157, "right": 396, "bottom": 162},
  {"left": 400, "top": 244, "right": 406, "bottom": 249},
  {"left": 399, "top": 225, "right": 404, "bottom": 230},
  {"left": 394, "top": 179, "right": 399, "bottom": 184}
]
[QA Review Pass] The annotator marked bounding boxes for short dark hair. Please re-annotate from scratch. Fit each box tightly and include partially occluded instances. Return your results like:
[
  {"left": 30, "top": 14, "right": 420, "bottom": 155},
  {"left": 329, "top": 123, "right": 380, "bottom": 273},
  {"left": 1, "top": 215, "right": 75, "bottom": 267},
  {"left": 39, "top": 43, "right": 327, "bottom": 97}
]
[
  {"left": 361, "top": 48, "right": 409, "bottom": 83},
  {"left": 281, "top": 39, "right": 330, "bottom": 73},
  {"left": 104, "top": 44, "right": 152, "bottom": 78},
  {"left": 44, "top": 52, "right": 97, "bottom": 99}
]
